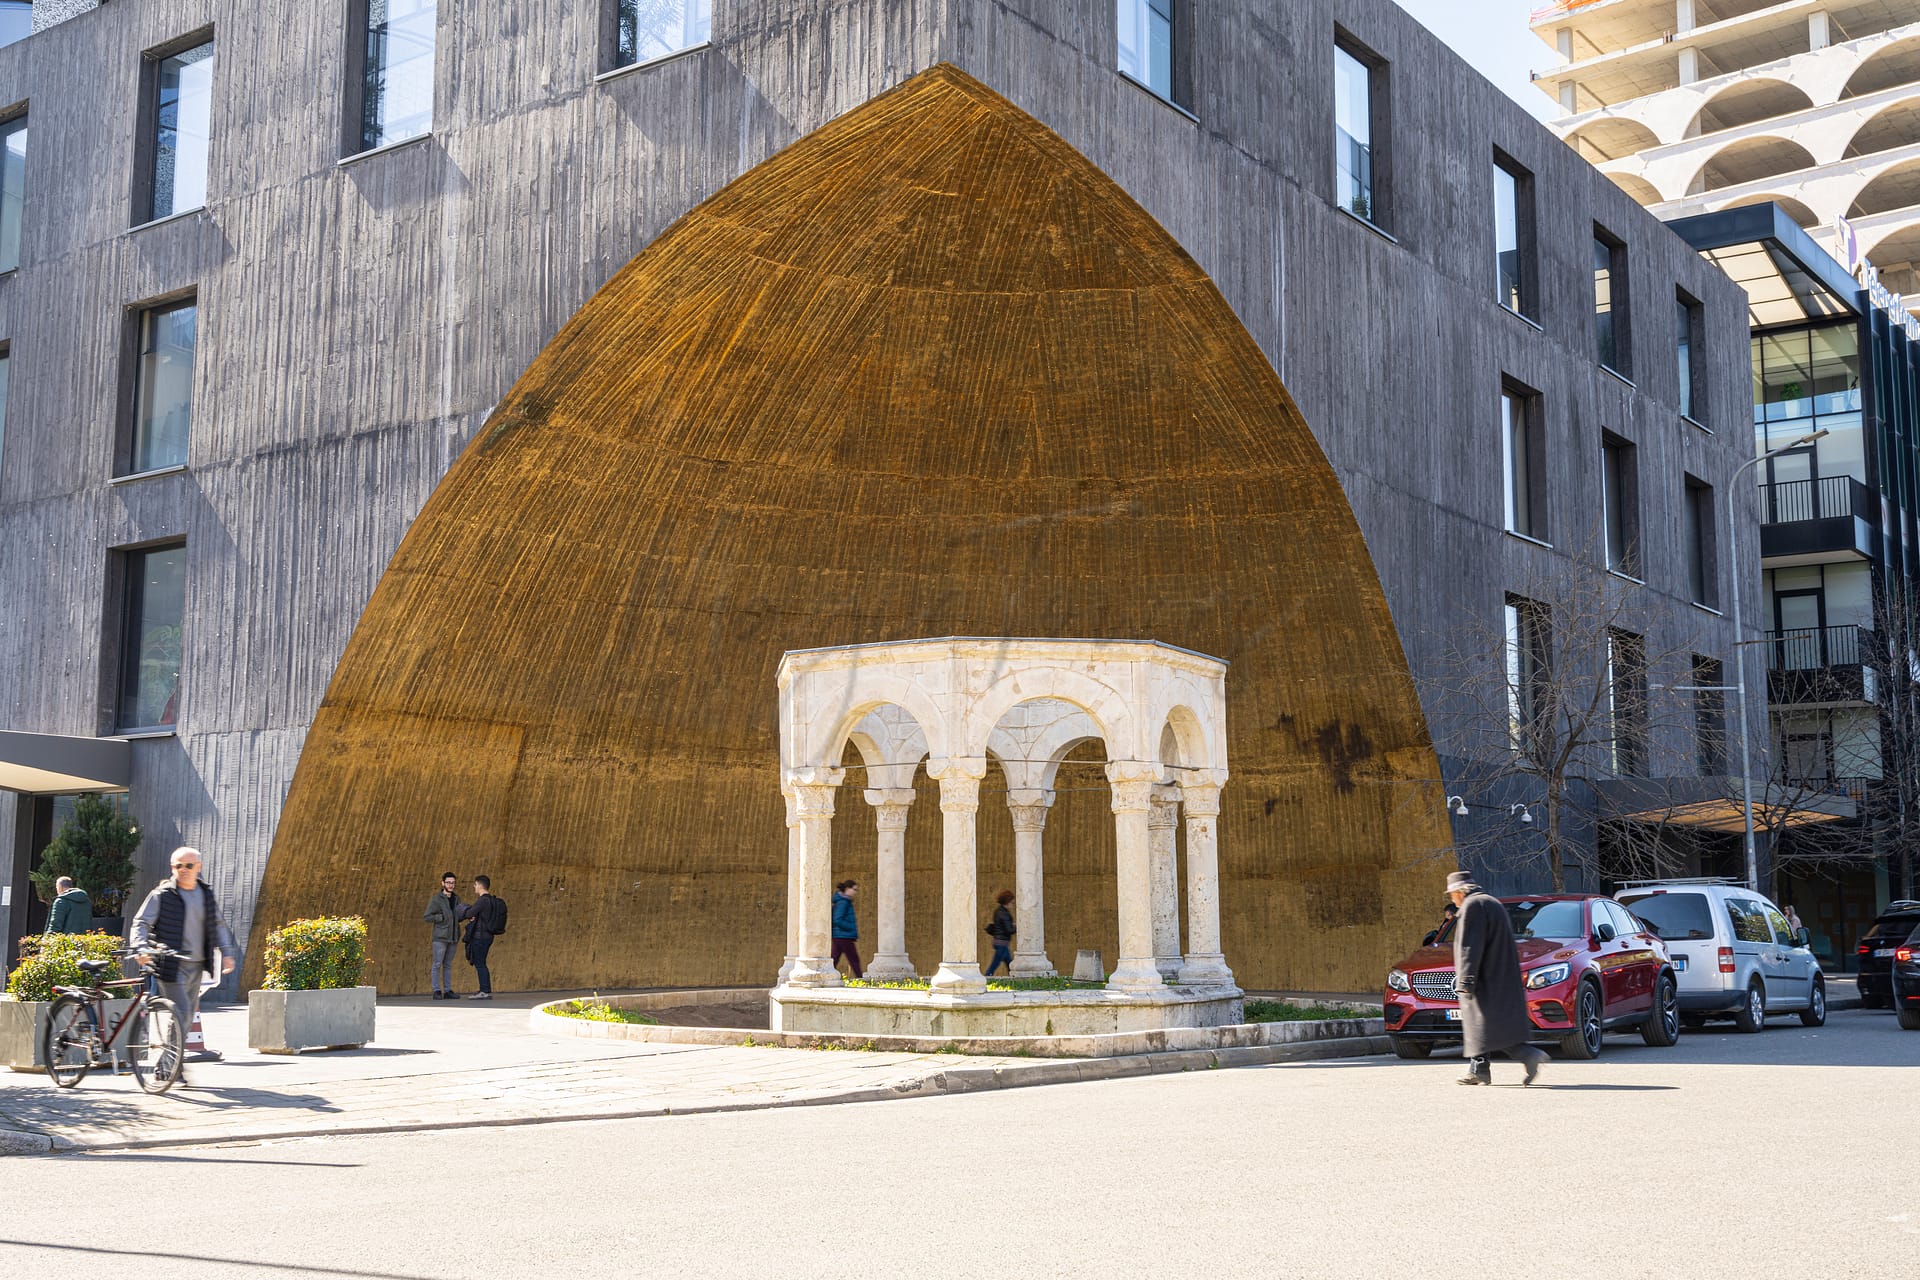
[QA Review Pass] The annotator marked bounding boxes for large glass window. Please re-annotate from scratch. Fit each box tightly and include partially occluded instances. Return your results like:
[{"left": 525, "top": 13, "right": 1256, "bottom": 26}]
[
  {"left": 1594, "top": 230, "right": 1628, "bottom": 374},
  {"left": 1677, "top": 294, "right": 1701, "bottom": 420},
  {"left": 128, "top": 299, "right": 197, "bottom": 475},
  {"left": 1692, "top": 655, "right": 1725, "bottom": 776},
  {"left": 118, "top": 544, "right": 187, "bottom": 731},
  {"left": 0, "top": 3, "right": 30, "bottom": 50},
  {"left": 0, "top": 114, "right": 24, "bottom": 273},
  {"left": 1502, "top": 385, "right": 1544, "bottom": 539},
  {"left": 1505, "top": 594, "right": 1552, "bottom": 757},
  {"left": 1686, "top": 476, "right": 1716, "bottom": 606},
  {"left": 615, "top": 0, "right": 710, "bottom": 69},
  {"left": 360, "top": 0, "right": 436, "bottom": 152},
  {"left": 1494, "top": 159, "right": 1530, "bottom": 314},
  {"left": 1607, "top": 628, "right": 1648, "bottom": 777},
  {"left": 149, "top": 42, "right": 214, "bottom": 222},
  {"left": 1601, "top": 433, "right": 1638, "bottom": 575},
  {"left": 1334, "top": 45, "right": 1375, "bottom": 222}
]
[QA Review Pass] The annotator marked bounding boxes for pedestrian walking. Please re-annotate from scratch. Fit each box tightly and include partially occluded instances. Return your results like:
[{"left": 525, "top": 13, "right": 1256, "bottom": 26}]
[
  {"left": 458, "top": 875, "right": 508, "bottom": 1000},
  {"left": 831, "top": 880, "right": 863, "bottom": 978},
  {"left": 423, "top": 871, "right": 463, "bottom": 999},
  {"left": 129, "top": 847, "right": 238, "bottom": 1071},
  {"left": 1448, "top": 870, "right": 1545, "bottom": 1086},
  {"left": 985, "top": 889, "right": 1016, "bottom": 975},
  {"left": 44, "top": 876, "right": 92, "bottom": 935}
]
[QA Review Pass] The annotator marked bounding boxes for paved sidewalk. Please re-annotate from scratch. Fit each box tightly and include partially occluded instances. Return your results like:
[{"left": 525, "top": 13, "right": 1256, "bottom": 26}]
[{"left": 0, "top": 992, "right": 1379, "bottom": 1154}]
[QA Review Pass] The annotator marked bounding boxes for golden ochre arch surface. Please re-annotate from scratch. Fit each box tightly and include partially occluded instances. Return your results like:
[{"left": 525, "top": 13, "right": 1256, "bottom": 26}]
[{"left": 250, "top": 64, "right": 1453, "bottom": 995}]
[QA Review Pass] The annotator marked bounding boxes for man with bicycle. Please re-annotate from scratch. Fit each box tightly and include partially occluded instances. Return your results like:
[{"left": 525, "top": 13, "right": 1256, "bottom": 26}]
[{"left": 129, "top": 847, "right": 237, "bottom": 1067}]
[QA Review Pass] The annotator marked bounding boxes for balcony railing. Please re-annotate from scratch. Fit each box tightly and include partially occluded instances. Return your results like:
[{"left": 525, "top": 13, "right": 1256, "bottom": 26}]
[
  {"left": 1766, "top": 624, "right": 1867, "bottom": 671},
  {"left": 1765, "top": 625, "right": 1875, "bottom": 706},
  {"left": 1759, "top": 476, "right": 1872, "bottom": 525}
]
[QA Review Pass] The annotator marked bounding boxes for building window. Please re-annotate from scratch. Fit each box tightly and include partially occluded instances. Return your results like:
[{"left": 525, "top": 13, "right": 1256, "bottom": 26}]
[
  {"left": 0, "top": 346, "right": 10, "bottom": 483},
  {"left": 1677, "top": 292, "right": 1702, "bottom": 421},
  {"left": 1593, "top": 228, "right": 1628, "bottom": 375},
  {"left": 117, "top": 543, "right": 187, "bottom": 732},
  {"left": 612, "top": 0, "right": 710, "bottom": 70},
  {"left": 1117, "top": 0, "right": 1192, "bottom": 108},
  {"left": 1601, "top": 432, "right": 1638, "bottom": 576},
  {"left": 1334, "top": 41, "right": 1382, "bottom": 223},
  {"left": 1505, "top": 594, "right": 1552, "bottom": 757},
  {"left": 144, "top": 40, "right": 215, "bottom": 223},
  {"left": 1686, "top": 475, "right": 1716, "bottom": 607},
  {"left": 353, "top": 0, "right": 436, "bottom": 153},
  {"left": 1692, "top": 655, "right": 1725, "bottom": 777},
  {"left": 1501, "top": 382, "right": 1546, "bottom": 540},
  {"left": 126, "top": 299, "right": 197, "bottom": 475},
  {"left": 1607, "top": 628, "right": 1648, "bottom": 777},
  {"left": 1493, "top": 155, "right": 1533, "bottom": 315},
  {"left": 0, "top": 113, "right": 24, "bottom": 274},
  {"left": 0, "top": 2, "right": 29, "bottom": 50}
]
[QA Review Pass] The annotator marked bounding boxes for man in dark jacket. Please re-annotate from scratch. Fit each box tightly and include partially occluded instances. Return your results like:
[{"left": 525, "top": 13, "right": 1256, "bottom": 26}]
[
  {"left": 45, "top": 877, "right": 92, "bottom": 934},
  {"left": 459, "top": 875, "right": 507, "bottom": 1000},
  {"left": 130, "top": 847, "right": 238, "bottom": 1067},
  {"left": 831, "top": 880, "right": 862, "bottom": 978},
  {"left": 1449, "top": 871, "right": 1545, "bottom": 1086},
  {"left": 423, "top": 871, "right": 462, "bottom": 999}
]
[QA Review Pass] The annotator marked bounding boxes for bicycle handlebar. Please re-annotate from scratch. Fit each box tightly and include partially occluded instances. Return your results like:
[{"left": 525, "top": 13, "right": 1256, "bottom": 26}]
[{"left": 114, "top": 945, "right": 188, "bottom": 960}]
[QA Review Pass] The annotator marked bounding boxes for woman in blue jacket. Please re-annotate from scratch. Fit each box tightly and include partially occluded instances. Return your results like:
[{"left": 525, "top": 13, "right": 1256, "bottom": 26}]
[{"left": 831, "top": 880, "right": 863, "bottom": 978}]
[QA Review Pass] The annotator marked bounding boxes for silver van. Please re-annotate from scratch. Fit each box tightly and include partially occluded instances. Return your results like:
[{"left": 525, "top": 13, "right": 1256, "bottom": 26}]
[{"left": 1616, "top": 878, "right": 1826, "bottom": 1031}]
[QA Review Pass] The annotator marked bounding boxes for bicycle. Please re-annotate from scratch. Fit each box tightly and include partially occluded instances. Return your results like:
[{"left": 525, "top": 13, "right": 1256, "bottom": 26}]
[{"left": 41, "top": 945, "right": 190, "bottom": 1095}]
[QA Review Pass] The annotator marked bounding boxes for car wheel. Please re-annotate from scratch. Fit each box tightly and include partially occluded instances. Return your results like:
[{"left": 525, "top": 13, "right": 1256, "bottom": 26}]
[
  {"left": 1561, "top": 981, "right": 1604, "bottom": 1060},
  {"left": 1799, "top": 979, "right": 1827, "bottom": 1027},
  {"left": 1732, "top": 981, "right": 1766, "bottom": 1033},
  {"left": 1389, "top": 1036, "right": 1433, "bottom": 1059},
  {"left": 1898, "top": 1004, "right": 1920, "bottom": 1031},
  {"left": 1641, "top": 974, "right": 1681, "bottom": 1046}
]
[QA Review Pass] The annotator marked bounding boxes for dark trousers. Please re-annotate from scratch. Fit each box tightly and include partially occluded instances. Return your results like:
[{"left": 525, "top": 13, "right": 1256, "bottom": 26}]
[
  {"left": 467, "top": 934, "right": 495, "bottom": 993},
  {"left": 831, "top": 937, "right": 862, "bottom": 978},
  {"left": 986, "top": 942, "right": 1013, "bottom": 975}
]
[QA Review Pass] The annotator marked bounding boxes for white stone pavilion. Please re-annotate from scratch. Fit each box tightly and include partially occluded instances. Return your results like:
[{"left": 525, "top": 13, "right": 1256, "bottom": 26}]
[{"left": 770, "top": 637, "right": 1242, "bottom": 1037}]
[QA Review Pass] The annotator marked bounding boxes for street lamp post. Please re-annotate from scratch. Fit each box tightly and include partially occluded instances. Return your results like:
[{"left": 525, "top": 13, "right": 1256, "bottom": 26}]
[{"left": 1727, "top": 428, "right": 1829, "bottom": 891}]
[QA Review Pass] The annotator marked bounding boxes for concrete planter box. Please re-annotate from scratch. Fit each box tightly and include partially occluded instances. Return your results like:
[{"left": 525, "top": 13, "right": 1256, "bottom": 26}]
[
  {"left": 3, "top": 996, "right": 134, "bottom": 1072},
  {"left": 248, "top": 986, "right": 376, "bottom": 1054}
]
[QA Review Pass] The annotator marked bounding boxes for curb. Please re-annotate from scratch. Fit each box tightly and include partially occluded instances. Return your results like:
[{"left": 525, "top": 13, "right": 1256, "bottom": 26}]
[{"left": 1, "top": 1034, "right": 1388, "bottom": 1156}]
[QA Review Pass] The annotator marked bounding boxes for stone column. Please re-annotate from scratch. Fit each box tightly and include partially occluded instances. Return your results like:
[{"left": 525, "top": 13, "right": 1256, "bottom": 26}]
[
  {"left": 1106, "top": 762, "right": 1165, "bottom": 992},
  {"left": 1176, "top": 775, "right": 1235, "bottom": 988},
  {"left": 1148, "top": 784, "right": 1183, "bottom": 982},
  {"left": 777, "top": 787, "right": 800, "bottom": 985},
  {"left": 1005, "top": 788, "right": 1056, "bottom": 977},
  {"left": 863, "top": 787, "right": 917, "bottom": 981},
  {"left": 783, "top": 767, "right": 844, "bottom": 988},
  {"left": 927, "top": 757, "right": 988, "bottom": 994}
]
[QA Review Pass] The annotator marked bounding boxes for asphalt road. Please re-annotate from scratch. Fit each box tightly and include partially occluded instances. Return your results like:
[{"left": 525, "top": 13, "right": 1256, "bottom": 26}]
[{"left": 1, "top": 1007, "right": 1911, "bottom": 1280}]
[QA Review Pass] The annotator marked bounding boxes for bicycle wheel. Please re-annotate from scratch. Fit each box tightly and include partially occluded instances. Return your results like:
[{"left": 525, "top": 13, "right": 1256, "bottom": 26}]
[
  {"left": 127, "top": 997, "right": 185, "bottom": 1095},
  {"left": 40, "top": 995, "right": 95, "bottom": 1088}
]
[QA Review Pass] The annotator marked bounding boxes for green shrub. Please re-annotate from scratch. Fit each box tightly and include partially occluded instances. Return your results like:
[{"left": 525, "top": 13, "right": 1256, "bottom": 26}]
[
  {"left": 262, "top": 916, "right": 367, "bottom": 991},
  {"left": 552, "top": 998, "right": 658, "bottom": 1025},
  {"left": 29, "top": 793, "right": 140, "bottom": 916},
  {"left": 6, "top": 931, "right": 123, "bottom": 1003},
  {"left": 1243, "top": 999, "right": 1371, "bottom": 1023}
]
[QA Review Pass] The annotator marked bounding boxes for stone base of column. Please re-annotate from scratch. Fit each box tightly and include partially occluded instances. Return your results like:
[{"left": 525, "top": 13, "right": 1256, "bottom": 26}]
[
  {"left": 929, "top": 962, "right": 987, "bottom": 994},
  {"left": 783, "top": 957, "right": 842, "bottom": 988},
  {"left": 863, "top": 953, "right": 917, "bottom": 982},
  {"left": 1154, "top": 956, "right": 1182, "bottom": 982},
  {"left": 776, "top": 955, "right": 797, "bottom": 985},
  {"left": 1009, "top": 952, "right": 1056, "bottom": 977},
  {"left": 1176, "top": 954, "right": 1235, "bottom": 988},
  {"left": 1106, "top": 958, "right": 1166, "bottom": 992}
]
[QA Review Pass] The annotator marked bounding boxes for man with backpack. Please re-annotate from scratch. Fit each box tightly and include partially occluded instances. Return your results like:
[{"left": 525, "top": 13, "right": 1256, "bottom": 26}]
[{"left": 459, "top": 875, "right": 508, "bottom": 1000}]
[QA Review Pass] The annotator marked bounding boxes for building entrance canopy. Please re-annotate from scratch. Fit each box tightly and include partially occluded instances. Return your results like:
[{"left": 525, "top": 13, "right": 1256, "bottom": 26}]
[{"left": 0, "top": 731, "right": 130, "bottom": 796}]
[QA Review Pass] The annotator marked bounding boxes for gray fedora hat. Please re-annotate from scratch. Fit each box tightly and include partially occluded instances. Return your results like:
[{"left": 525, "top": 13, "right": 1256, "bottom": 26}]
[{"left": 1445, "top": 870, "right": 1482, "bottom": 897}]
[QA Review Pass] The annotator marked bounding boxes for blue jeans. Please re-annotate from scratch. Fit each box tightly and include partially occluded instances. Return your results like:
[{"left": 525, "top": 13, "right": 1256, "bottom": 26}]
[
  {"left": 986, "top": 942, "right": 1012, "bottom": 975},
  {"left": 430, "top": 939, "right": 456, "bottom": 993}
]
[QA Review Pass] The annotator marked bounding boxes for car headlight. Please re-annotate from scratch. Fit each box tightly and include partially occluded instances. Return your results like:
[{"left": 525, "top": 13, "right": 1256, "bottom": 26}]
[
  {"left": 1387, "top": 967, "right": 1411, "bottom": 993},
  {"left": 1525, "top": 962, "right": 1571, "bottom": 990}
]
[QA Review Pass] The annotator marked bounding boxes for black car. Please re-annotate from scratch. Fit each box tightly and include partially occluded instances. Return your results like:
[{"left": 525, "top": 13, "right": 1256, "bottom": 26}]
[
  {"left": 1895, "top": 925, "right": 1920, "bottom": 1032},
  {"left": 1857, "top": 901, "right": 1920, "bottom": 1008}
]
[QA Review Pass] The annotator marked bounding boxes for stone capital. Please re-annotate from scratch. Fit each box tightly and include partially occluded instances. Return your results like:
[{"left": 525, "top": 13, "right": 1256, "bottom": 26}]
[
  {"left": 1109, "top": 778, "right": 1155, "bottom": 813},
  {"left": 784, "top": 766, "right": 847, "bottom": 791},
  {"left": 1005, "top": 793, "right": 1054, "bottom": 834},
  {"left": 1148, "top": 784, "right": 1182, "bottom": 829},
  {"left": 925, "top": 755, "right": 989, "bottom": 782},
  {"left": 787, "top": 769, "right": 846, "bottom": 820},
  {"left": 866, "top": 788, "right": 916, "bottom": 832},
  {"left": 1179, "top": 781, "right": 1223, "bottom": 818},
  {"left": 1104, "top": 759, "right": 1165, "bottom": 787},
  {"left": 937, "top": 772, "right": 983, "bottom": 814}
]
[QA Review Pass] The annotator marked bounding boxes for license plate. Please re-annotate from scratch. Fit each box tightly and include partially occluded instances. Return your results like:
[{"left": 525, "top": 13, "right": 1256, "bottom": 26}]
[
  {"left": 1444, "top": 1009, "right": 1460, "bottom": 1021},
  {"left": 1877, "top": 948, "right": 1897, "bottom": 958},
  {"left": 1673, "top": 955, "right": 1688, "bottom": 971}
]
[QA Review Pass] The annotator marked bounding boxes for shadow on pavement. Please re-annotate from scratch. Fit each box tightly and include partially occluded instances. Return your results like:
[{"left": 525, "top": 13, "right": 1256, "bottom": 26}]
[
  {"left": 0, "top": 1239, "right": 427, "bottom": 1279},
  {"left": 54, "top": 1152, "right": 363, "bottom": 1167},
  {"left": 1536, "top": 1083, "right": 1679, "bottom": 1091}
]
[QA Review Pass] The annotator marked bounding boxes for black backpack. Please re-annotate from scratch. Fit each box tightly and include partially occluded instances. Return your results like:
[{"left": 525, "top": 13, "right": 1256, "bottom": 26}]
[{"left": 491, "top": 896, "right": 508, "bottom": 936}]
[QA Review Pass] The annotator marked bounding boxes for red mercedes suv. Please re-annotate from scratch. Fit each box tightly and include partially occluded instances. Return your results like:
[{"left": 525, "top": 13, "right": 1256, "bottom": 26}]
[{"left": 1382, "top": 895, "right": 1681, "bottom": 1060}]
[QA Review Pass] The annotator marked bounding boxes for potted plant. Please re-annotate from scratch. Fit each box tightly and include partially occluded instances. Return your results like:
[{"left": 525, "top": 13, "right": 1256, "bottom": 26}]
[
  {"left": 2, "top": 931, "right": 126, "bottom": 1071},
  {"left": 29, "top": 794, "right": 140, "bottom": 939},
  {"left": 247, "top": 916, "right": 375, "bottom": 1054}
]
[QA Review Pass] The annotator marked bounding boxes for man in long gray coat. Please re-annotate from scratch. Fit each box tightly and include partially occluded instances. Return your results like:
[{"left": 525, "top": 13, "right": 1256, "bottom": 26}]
[{"left": 1449, "top": 871, "right": 1545, "bottom": 1086}]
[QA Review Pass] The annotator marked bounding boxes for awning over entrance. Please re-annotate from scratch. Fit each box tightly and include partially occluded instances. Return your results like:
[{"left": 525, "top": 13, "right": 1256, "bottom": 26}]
[
  {"left": 0, "top": 731, "right": 131, "bottom": 795},
  {"left": 1598, "top": 776, "right": 1857, "bottom": 834}
]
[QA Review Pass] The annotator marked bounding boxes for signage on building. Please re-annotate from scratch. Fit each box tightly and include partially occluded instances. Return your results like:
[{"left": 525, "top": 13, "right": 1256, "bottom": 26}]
[{"left": 1835, "top": 214, "right": 1920, "bottom": 342}]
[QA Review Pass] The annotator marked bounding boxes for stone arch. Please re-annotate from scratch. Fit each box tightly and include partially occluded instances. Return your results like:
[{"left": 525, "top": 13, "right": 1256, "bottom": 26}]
[
  {"left": 987, "top": 699, "right": 1103, "bottom": 792},
  {"left": 1717, "top": 192, "right": 1819, "bottom": 229},
  {"left": 845, "top": 704, "right": 929, "bottom": 792},
  {"left": 1844, "top": 35, "right": 1920, "bottom": 100},
  {"left": 1156, "top": 702, "right": 1213, "bottom": 773},
  {"left": 248, "top": 63, "right": 1452, "bottom": 996},
  {"left": 1565, "top": 116, "right": 1659, "bottom": 163},
  {"left": 1686, "top": 136, "right": 1818, "bottom": 196},
  {"left": 961, "top": 668, "right": 1138, "bottom": 766},
  {"left": 800, "top": 677, "right": 950, "bottom": 774},
  {"left": 1846, "top": 95, "right": 1920, "bottom": 159},
  {"left": 1686, "top": 78, "right": 1815, "bottom": 138},
  {"left": 1849, "top": 157, "right": 1920, "bottom": 217}
]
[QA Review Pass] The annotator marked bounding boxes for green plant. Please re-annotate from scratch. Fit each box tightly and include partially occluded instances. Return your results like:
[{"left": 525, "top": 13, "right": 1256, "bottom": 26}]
[
  {"left": 29, "top": 793, "right": 140, "bottom": 915},
  {"left": 5, "top": 931, "right": 122, "bottom": 1003},
  {"left": 551, "top": 997, "right": 658, "bottom": 1025},
  {"left": 261, "top": 916, "right": 368, "bottom": 991},
  {"left": 1243, "top": 999, "right": 1372, "bottom": 1023}
]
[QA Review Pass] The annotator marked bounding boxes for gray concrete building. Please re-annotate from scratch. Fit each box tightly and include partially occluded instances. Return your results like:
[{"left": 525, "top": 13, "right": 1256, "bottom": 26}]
[{"left": 0, "top": 0, "right": 1756, "bottom": 990}]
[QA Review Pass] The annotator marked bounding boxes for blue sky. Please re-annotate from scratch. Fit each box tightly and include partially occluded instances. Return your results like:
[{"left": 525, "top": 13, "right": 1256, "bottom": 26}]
[{"left": 1393, "top": 0, "right": 1563, "bottom": 121}]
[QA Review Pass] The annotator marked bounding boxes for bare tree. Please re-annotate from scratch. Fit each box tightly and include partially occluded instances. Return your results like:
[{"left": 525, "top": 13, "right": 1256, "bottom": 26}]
[{"left": 1858, "top": 579, "right": 1920, "bottom": 901}]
